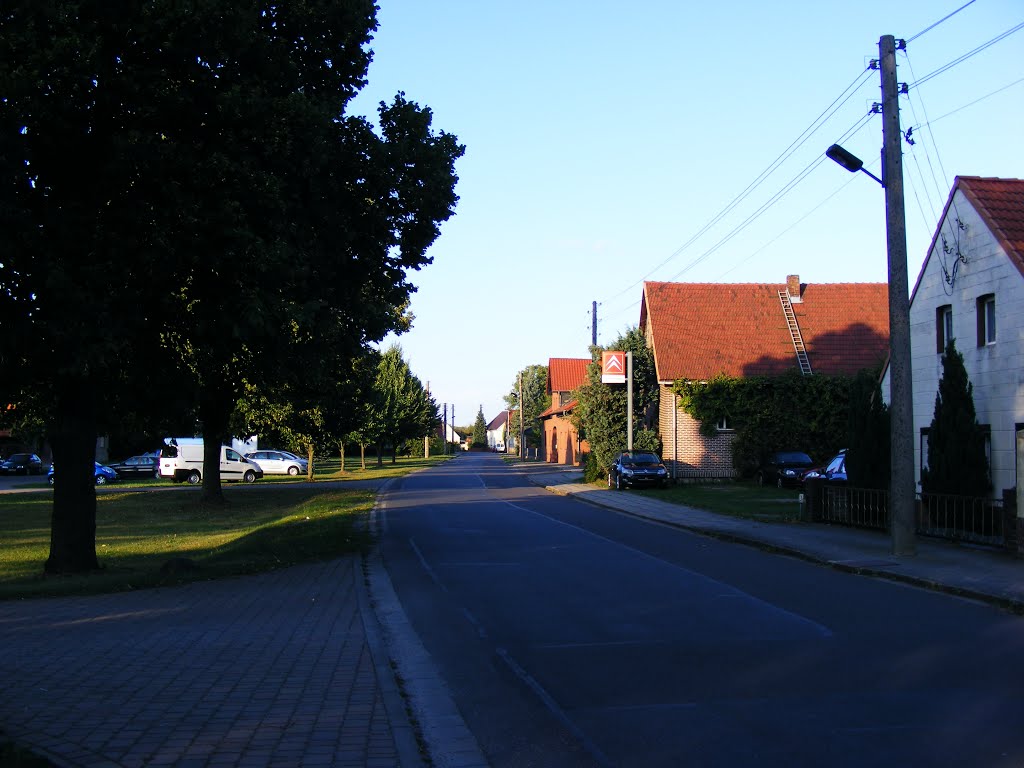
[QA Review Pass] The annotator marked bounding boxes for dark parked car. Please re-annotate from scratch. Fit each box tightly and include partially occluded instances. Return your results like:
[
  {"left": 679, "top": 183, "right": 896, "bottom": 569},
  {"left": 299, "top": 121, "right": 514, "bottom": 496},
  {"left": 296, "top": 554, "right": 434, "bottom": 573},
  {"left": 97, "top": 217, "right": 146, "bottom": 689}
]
[
  {"left": 47, "top": 462, "right": 119, "bottom": 486},
  {"left": 802, "top": 449, "right": 847, "bottom": 483},
  {"left": 108, "top": 455, "right": 160, "bottom": 478},
  {"left": 608, "top": 450, "right": 669, "bottom": 490},
  {"left": 0, "top": 453, "right": 43, "bottom": 475},
  {"left": 756, "top": 451, "right": 815, "bottom": 488}
]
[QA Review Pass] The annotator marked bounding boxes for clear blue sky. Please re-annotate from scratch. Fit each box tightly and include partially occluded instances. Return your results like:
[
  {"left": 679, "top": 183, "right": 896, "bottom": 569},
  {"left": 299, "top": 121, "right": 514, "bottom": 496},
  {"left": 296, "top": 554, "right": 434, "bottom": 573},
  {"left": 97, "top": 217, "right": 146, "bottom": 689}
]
[{"left": 348, "top": 0, "right": 1024, "bottom": 428}]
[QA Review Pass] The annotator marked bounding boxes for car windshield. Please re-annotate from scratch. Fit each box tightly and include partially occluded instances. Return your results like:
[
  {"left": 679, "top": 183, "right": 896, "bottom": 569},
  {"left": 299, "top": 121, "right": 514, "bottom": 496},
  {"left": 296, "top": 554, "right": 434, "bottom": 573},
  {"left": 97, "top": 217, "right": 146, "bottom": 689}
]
[
  {"left": 776, "top": 452, "right": 812, "bottom": 464},
  {"left": 625, "top": 453, "right": 660, "bottom": 463}
]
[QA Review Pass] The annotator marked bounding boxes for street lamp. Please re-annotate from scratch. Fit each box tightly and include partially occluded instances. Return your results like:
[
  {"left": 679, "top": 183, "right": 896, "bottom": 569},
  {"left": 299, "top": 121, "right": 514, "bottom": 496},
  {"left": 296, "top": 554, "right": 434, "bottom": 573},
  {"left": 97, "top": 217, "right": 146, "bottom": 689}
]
[
  {"left": 824, "top": 35, "right": 916, "bottom": 557},
  {"left": 826, "top": 144, "right": 884, "bottom": 187}
]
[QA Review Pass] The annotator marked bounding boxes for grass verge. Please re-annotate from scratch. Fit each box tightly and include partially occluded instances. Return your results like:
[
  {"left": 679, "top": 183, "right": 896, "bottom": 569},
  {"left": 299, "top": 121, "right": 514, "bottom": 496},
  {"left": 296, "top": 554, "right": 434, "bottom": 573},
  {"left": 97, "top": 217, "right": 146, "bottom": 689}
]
[
  {"left": 611, "top": 480, "right": 807, "bottom": 522},
  {"left": 0, "top": 485, "right": 378, "bottom": 601}
]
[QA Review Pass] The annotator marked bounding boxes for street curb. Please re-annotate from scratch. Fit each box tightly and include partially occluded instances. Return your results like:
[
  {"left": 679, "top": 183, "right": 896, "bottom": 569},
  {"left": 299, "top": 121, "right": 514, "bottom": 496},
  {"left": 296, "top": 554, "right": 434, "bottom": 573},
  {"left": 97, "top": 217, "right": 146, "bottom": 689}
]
[
  {"left": 367, "top": 478, "right": 490, "bottom": 768},
  {"left": 538, "top": 479, "right": 1024, "bottom": 616}
]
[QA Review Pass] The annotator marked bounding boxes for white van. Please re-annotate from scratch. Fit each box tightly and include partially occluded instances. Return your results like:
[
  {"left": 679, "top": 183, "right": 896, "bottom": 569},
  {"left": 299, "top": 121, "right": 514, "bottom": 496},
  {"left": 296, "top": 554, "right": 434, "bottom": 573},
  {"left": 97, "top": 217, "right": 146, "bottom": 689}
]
[{"left": 159, "top": 440, "right": 263, "bottom": 484}]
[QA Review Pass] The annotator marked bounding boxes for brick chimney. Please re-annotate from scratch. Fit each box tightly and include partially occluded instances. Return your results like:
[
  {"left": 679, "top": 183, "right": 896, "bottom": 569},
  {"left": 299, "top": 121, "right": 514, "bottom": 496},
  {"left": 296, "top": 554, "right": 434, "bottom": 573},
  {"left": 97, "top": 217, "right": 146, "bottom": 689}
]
[{"left": 786, "top": 274, "right": 802, "bottom": 303}]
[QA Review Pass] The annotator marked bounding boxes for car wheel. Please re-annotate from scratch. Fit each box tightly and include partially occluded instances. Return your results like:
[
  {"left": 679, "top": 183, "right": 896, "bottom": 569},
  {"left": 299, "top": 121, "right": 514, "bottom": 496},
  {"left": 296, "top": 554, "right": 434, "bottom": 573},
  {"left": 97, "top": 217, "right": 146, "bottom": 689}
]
[
  {"left": 187, "top": 470, "right": 201, "bottom": 485},
  {"left": 243, "top": 470, "right": 257, "bottom": 483},
  {"left": 95, "top": 475, "right": 106, "bottom": 485},
  {"left": 615, "top": 473, "right": 623, "bottom": 490},
  {"left": 48, "top": 476, "right": 54, "bottom": 486},
  {"left": 287, "top": 466, "right": 299, "bottom": 476},
  {"left": 776, "top": 477, "right": 784, "bottom": 489}
]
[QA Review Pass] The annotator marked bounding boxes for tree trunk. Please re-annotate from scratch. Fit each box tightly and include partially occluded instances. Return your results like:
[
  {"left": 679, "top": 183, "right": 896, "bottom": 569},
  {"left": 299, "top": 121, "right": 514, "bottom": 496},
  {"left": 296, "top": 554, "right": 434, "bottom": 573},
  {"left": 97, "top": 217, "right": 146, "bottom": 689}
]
[
  {"left": 359, "top": 444, "right": 366, "bottom": 470},
  {"left": 338, "top": 442, "right": 346, "bottom": 474},
  {"left": 376, "top": 442, "right": 383, "bottom": 468},
  {"left": 306, "top": 443, "right": 314, "bottom": 481},
  {"left": 46, "top": 379, "right": 100, "bottom": 574},
  {"left": 200, "top": 387, "right": 231, "bottom": 504}
]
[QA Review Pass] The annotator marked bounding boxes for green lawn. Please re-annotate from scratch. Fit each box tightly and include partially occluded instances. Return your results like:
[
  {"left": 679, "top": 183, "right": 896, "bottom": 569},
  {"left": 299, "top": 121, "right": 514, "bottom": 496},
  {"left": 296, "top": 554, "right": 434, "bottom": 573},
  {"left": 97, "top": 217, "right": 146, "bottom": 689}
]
[
  {"left": 607, "top": 479, "right": 808, "bottom": 522},
  {"left": 0, "top": 454, "right": 454, "bottom": 601}
]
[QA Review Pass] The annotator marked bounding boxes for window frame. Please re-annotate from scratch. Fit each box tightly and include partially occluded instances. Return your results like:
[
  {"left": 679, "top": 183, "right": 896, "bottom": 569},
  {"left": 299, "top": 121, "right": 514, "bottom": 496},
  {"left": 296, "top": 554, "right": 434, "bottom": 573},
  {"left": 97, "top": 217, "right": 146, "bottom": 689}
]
[
  {"left": 935, "top": 304, "right": 952, "bottom": 353},
  {"left": 976, "top": 294, "right": 996, "bottom": 346}
]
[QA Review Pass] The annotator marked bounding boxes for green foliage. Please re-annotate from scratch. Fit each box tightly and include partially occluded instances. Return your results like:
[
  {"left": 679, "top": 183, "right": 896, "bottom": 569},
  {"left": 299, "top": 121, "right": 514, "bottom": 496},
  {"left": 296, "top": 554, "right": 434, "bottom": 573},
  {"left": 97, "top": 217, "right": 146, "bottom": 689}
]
[
  {"left": 0, "top": 1, "right": 462, "bottom": 568},
  {"left": 471, "top": 406, "right": 488, "bottom": 449},
  {"left": 572, "top": 328, "right": 659, "bottom": 472},
  {"left": 366, "top": 345, "right": 438, "bottom": 462},
  {"left": 673, "top": 370, "right": 852, "bottom": 473},
  {"left": 845, "top": 370, "right": 890, "bottom": 489},
  {"left": 921, "top": 340, "right": 991, "bottom": 496},
  {"left": 505, "top": 365, "right": 550, "bottom": 449}
]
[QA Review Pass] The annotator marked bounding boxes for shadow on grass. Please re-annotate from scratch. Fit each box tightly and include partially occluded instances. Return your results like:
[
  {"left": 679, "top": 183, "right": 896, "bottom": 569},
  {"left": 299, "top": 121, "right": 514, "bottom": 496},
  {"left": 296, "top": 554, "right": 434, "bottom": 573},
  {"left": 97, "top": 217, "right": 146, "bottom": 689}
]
[{"left": 0, "top": 488, "right": 376, "bottom": 601}]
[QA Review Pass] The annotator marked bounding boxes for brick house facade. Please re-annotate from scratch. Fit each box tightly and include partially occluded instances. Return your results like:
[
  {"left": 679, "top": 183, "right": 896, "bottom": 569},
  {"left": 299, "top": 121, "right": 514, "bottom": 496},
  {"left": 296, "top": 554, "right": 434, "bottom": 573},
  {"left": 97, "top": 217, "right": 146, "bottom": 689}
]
[
  {"left": 539, "top": 358, "right": 591, "bottom": 466},
  {"left": 641, "top": 276, "right": 890, "bottom": 481}
]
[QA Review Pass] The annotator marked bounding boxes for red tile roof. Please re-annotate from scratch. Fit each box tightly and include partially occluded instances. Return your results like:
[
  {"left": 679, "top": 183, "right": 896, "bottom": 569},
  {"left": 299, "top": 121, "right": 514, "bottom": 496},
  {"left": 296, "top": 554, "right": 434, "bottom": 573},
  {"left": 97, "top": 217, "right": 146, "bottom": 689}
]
[
  {"left": 954, "top": 176, "right": 1024, "bottom": 276},
  {"left": 547, "top": 358, "right": 590, "bottom": 393},
  {"left": 910, "top": 177, "right": 1024, "bottom": 303},
  {"left": 538, "top": 399, "right": 578, "bottom": 418},
  {"left": 640, "top": 279, "right": 889, "bottom": 382}
]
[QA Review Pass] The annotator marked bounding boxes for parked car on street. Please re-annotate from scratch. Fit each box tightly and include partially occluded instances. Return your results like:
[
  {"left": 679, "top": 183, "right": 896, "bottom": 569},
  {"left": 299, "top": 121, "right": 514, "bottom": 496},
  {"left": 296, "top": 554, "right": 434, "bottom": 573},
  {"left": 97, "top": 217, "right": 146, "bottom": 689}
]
[
  {"left": 756, "top": 451, "right": 815, "bottom": 488},
  {"left": 108, "top": 455, "right": 160, "bottom": 478},
  {"left": 0, "top": 453, "right": 44, "bottom": 475},
  {"left": 244, "top": 450, "right": 308, "bottom": 476},
  {"left": 802, "top": 449, "right": 848, "bottom": 483},
  {"left": 47, "top": 462, "right": 119, "bottom": 486},
  {"left": 608, "top": 450, "right": 670, "bottom": 490}
]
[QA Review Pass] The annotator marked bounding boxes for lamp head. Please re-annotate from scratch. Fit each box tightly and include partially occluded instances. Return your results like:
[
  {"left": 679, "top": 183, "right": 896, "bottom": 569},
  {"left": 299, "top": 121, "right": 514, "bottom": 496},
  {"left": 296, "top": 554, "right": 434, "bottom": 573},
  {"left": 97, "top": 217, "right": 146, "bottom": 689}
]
[{"left": 826, "top": 144, "right": 864, "bottom": 173}]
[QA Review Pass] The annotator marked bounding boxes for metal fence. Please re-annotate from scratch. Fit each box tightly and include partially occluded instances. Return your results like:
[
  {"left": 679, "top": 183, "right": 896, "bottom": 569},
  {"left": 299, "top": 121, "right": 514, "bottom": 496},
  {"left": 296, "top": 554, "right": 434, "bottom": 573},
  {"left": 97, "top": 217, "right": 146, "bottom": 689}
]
[{"left": 808, "top": 481, "right": 1014, "bottom": 550}]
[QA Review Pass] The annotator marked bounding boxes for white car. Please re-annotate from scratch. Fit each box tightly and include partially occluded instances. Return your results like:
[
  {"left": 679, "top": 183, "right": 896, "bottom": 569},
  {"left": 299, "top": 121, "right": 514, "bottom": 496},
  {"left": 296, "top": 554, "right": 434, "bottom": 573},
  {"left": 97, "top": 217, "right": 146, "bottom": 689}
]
[{"left": 244, "top": 450, "right": 308, "bottom": 476}]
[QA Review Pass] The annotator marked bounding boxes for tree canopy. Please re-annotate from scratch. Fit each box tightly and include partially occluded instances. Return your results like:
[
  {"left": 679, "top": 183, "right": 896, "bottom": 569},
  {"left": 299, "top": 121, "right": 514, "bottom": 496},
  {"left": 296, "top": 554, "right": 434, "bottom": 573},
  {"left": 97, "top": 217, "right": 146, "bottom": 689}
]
[
  {"left": 0, "top": 1, "right": 462, "bottom": 572},
  {"left": 504, "top": 364, "right": 549, "bottom": 450}
]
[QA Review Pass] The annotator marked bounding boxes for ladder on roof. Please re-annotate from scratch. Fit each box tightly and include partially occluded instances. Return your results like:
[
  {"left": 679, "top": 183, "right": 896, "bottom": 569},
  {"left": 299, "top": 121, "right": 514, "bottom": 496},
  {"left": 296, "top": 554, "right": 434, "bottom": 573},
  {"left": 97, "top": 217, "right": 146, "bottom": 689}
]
[{"left": 778, "top": 290, "right": 813, "bottom": 376}]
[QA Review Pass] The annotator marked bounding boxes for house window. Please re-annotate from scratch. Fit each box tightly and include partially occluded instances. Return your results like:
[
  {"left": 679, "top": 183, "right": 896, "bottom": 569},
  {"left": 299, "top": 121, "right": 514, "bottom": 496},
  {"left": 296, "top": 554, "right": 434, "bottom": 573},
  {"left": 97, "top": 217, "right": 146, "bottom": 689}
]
[
  {"left": 920, "top": 428, "right": 930, "bottom": 477},
  {"left": 716, "top": 416, "right": 732, "bottom": 431},
  {"left": 935, "top": 305, "right": 952, "bottom": 353},
  {"left": 976, "top": 294, "right": 995, "bottom": 346}
]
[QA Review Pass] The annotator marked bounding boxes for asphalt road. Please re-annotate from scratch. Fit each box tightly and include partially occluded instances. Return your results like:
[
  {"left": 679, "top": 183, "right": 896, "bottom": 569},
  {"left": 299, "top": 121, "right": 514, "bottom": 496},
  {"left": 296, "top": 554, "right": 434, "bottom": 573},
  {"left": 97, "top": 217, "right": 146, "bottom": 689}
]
[{"left": 379, "top": 453, "right": 1024, "bottom": 768}]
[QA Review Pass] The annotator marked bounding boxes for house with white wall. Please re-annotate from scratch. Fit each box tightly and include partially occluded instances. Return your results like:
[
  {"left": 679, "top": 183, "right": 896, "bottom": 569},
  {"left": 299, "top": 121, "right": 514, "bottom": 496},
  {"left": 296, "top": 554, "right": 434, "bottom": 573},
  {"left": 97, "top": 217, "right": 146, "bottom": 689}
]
[
  {"left": 486, "top": 410, "right": 511, "bottom": 451},
  {"left": 882, "top": 176, "right": 1024, "bottom": 499}
]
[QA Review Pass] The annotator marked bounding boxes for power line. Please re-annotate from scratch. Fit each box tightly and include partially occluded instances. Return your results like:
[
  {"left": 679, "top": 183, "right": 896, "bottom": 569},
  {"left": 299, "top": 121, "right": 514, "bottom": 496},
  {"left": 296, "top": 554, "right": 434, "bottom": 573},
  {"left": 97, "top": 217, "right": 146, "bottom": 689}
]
[
  {"left": 907, "top": 0, "right": 977, "bottom": 43},
  {"left": 909, "top": 21, "right": 1024, "bottom": 89},
  {"left": 599, "top": 66, "right": 875, "bottom": 307}
]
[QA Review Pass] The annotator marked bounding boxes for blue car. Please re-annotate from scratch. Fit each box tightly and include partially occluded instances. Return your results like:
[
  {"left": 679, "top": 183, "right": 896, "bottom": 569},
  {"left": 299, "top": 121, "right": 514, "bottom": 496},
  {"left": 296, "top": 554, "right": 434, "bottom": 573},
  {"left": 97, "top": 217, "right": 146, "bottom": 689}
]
[{"left": 47, "top": 462, "right": 119, "bottom": 486}]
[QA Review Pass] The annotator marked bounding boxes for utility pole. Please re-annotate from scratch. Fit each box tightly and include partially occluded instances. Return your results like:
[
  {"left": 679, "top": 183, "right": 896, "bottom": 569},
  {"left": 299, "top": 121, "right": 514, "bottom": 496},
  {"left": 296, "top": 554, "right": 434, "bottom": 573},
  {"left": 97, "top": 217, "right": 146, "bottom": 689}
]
[
  {"left": 519, "top": 371, "right": 525, "bottom": 461},
  {"left": 424, "top": 382, "right": 430, "bottom": 459},
  {"left": 592, "top": 301, "right": 598, "bottom": 347},
  {"left": 443, "top": 403, "right": 448, "bottom": 456},
  {"left": 626, "top": 350, "right": 634, "bottom": 450},
  {"left": 880, "top": 34, "right": 916, "bottom": 556}
]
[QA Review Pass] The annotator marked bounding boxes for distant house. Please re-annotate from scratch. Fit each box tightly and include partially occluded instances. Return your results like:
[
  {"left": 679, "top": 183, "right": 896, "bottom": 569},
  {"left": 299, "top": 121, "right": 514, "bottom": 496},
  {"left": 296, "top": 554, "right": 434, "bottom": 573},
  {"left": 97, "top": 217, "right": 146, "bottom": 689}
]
[
  {"left": 538, "top": 358, "right": 591, "bottom": 466},
  {"left": 881, "top": 176, "right": 1024, "bottom": 499},
  {"left": 640, "top": 276, "right": 890, "bottom": 480},
  {"left": 486, "top": 410, "right": 511, "bottom": 452}
]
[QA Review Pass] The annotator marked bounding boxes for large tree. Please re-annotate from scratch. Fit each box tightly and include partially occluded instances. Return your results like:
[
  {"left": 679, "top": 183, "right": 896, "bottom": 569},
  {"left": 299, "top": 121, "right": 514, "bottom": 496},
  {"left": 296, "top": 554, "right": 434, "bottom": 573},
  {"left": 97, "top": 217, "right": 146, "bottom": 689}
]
[
  {"left": 504, "top": 364, "right": 550, "bottom": 450},
  {"left": 0, "top": 2, "right": 462, "bottom": 572},
  {"left": 572, "top": 328, "right": 659, "bottom": 478}
]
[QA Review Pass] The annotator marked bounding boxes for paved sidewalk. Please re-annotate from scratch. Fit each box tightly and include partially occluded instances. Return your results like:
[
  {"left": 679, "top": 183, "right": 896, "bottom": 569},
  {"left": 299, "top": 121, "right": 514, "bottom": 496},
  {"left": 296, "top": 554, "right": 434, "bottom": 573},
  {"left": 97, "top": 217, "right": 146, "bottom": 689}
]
[
  {"left": 0, "top": 556, "right": 423, "bottom": 768},
  {"left": 513, "top": 461, "right": 1024, "bottom": 614}
]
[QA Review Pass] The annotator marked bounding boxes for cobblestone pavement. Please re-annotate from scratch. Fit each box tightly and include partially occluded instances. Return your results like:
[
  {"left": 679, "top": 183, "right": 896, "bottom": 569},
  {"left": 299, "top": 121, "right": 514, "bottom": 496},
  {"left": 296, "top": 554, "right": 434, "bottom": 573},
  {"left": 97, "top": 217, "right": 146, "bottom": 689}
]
[{"left": 0, "top": 556, "right": 422, "bottom": 768}]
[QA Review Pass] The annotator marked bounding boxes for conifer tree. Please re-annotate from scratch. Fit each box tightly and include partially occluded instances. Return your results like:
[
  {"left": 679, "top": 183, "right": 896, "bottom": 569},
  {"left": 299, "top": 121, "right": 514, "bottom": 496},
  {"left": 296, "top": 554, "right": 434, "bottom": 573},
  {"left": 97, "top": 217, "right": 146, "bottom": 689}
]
[
  {"left": 472, "top": 406, "right": 488, "bottom": 449},
  {"left": 921, "top": 340, "right": 990, "bottom": 496}
]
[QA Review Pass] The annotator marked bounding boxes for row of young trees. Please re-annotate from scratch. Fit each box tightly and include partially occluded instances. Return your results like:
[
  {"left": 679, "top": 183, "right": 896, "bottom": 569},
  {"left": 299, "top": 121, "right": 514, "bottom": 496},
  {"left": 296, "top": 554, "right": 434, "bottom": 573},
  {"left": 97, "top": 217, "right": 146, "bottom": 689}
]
[{"left": 0, "top": 2, "right": 463, "bottom": 573}]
